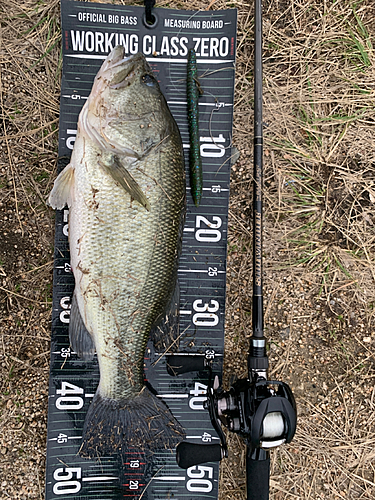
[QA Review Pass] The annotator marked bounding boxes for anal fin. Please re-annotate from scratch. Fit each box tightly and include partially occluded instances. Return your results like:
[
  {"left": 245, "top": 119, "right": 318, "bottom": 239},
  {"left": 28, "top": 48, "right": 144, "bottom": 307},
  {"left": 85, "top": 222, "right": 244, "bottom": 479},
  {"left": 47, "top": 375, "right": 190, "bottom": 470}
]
[
  {"left": 69, "top": 291, "right": 95, "bottom": 361},
  {"left": 150, "top": 280, "right": 180, "bottom": 353}
]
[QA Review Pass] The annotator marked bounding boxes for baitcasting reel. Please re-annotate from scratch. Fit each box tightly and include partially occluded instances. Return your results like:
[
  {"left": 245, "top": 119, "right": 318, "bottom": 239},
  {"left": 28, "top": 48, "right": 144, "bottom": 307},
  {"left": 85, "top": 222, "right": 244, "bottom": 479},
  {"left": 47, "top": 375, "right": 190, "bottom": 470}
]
[
  {"left": 171, "top": 352, "right": 297, "bottom": 469},
  {"left": 206, "top": 366, "right": 296, "bottom": 454}
]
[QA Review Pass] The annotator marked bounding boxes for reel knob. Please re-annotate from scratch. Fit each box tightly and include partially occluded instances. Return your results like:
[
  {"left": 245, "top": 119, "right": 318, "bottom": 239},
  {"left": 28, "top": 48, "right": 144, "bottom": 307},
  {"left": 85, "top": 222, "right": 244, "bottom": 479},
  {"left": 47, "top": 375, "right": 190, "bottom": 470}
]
[{"left": 176, "top": 442, "right": 223, "bottom": 469}]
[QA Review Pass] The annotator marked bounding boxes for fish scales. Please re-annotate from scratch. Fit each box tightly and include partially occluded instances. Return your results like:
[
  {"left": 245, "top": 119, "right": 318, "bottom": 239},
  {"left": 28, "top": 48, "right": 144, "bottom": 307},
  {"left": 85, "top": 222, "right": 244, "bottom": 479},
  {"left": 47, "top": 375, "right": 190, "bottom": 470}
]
[
  {"left": 49, "top": 47, "right": 186, "bottom": 458},
  {"left": 71, "top": 127, "right": 184, "bottom": 399}
]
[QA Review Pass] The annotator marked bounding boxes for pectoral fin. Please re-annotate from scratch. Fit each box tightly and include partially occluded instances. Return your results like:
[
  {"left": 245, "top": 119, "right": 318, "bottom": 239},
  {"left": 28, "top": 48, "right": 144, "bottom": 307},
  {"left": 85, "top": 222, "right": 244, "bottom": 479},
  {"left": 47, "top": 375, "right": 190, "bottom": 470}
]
[
  {"left": 99, "top": 156, "right": 150, "bottom": 211},
  {"left": 48, "top": 163, "right": 74, "bottom": 209}
]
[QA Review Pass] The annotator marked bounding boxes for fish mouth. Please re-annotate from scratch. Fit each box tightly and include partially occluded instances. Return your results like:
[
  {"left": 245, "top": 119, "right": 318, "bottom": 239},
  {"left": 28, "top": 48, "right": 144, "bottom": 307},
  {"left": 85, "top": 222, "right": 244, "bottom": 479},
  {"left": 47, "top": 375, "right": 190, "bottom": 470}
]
[{"left": 101, "top": 47, "right": 148, "bottom": 89}]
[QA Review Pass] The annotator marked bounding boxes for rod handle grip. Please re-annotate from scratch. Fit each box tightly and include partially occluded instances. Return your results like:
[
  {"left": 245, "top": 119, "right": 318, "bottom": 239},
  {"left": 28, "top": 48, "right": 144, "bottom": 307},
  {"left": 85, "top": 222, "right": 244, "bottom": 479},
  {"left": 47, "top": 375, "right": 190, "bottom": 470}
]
[{"left": 246, "top": 449, "right": 270, "bottom": 500}]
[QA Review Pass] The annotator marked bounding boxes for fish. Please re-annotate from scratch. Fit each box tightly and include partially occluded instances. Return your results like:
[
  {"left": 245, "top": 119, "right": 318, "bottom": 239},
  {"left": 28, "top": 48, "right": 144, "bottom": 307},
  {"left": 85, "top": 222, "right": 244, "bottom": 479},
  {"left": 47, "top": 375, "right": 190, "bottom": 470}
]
[
  {"left": 49, "top": 46, "right": 186, "bottom": 459},
  {"left": 187, "top": 48, "right": 203, "bottom": 207}
]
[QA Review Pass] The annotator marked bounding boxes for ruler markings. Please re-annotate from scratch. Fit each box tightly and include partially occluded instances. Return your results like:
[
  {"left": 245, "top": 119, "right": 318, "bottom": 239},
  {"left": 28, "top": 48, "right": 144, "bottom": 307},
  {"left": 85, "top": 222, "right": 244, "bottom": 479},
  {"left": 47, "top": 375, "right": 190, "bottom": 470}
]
[{"left": 47, "top": 3, "right": 236, "bottom": 499}]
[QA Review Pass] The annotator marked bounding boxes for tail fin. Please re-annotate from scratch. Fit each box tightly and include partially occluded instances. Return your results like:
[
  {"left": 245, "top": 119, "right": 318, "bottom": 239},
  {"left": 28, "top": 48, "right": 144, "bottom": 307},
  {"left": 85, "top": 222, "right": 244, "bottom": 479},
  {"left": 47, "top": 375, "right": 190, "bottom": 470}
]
[{"left": 79, "top": 387, "right": 185, "bottom": 459}]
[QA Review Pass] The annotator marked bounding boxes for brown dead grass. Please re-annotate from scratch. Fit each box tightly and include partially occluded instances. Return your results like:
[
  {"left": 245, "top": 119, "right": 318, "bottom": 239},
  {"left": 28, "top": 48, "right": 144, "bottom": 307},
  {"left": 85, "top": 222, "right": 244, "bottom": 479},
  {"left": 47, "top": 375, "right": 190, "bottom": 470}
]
[{"left": 225, "top": 0, "right": 375, "bottom": 499}]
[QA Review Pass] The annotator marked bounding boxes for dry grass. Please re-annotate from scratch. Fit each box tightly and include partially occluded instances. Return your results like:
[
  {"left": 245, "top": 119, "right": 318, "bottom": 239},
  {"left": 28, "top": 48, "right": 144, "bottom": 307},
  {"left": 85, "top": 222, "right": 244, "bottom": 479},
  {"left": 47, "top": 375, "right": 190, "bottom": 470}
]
[
  {"left": 225, "top": 0, "right": 375, "bottom": 498},
  {"left": 1, "top": 0, "right": 375, "bottom": 499}
]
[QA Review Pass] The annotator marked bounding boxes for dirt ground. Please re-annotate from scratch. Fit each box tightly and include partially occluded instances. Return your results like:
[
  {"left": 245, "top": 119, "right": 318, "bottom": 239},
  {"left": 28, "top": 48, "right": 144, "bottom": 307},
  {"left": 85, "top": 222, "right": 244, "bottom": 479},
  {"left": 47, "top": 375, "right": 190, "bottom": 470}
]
[{"left": 1, "top": 0, "right": 375, "bottom": 499}]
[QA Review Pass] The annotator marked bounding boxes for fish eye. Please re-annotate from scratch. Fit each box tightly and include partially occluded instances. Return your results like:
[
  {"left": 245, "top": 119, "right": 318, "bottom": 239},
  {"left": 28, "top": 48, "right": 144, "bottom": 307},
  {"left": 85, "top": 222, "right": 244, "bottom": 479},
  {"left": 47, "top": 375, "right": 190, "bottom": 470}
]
[{"left": 142, "top": 74, "right": 157, "bottom": 87}]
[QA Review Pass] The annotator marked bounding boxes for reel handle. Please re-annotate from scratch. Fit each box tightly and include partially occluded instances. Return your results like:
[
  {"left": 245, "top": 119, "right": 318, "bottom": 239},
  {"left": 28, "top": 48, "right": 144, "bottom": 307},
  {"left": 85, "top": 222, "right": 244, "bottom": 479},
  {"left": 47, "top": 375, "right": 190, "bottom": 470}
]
[
  {"left": 247, "top": 447, "right": 270, "bottom": 500},
  {"left": 166, "top": 355, "right": 206, "bottom": 376},
  {"left": 176, "top": 442, "right": 223, "bottom": 469}
]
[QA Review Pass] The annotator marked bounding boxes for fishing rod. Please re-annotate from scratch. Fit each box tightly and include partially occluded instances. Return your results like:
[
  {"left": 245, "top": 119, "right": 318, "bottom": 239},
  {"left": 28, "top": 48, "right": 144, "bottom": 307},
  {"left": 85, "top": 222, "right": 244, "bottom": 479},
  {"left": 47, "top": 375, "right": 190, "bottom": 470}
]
[{"left": 171, "top": 0, "right": 297, "bottom": 498}]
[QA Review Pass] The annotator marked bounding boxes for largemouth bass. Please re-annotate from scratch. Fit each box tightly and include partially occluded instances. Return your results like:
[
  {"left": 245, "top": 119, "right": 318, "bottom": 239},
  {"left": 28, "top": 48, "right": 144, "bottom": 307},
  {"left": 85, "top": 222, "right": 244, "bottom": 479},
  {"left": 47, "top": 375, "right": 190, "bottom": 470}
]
[{"left": 49, "top": 46, "right": 186, "bottom": 458}]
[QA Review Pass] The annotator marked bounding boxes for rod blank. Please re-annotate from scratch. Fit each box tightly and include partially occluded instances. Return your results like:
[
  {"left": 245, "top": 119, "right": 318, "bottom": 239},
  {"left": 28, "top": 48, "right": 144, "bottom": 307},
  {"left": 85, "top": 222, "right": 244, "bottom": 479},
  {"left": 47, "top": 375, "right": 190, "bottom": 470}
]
[{"left": 252, "top": 0, "right": 264, "bottom": 340}]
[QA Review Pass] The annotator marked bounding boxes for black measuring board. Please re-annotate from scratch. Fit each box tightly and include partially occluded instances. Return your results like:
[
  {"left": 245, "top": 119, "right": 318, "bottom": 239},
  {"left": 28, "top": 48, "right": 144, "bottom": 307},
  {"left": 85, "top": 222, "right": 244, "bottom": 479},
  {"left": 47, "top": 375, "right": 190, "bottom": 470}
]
[{"left": 45, "top": 2, "right": 237, "bottom": 499}]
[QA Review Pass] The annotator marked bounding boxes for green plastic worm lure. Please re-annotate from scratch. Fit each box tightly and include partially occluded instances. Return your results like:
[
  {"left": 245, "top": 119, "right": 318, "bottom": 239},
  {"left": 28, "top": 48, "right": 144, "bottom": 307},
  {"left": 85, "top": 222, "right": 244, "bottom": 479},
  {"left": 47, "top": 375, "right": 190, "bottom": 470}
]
[{"left": 187, "top": 48, "right": 203, "bottom": 207}]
